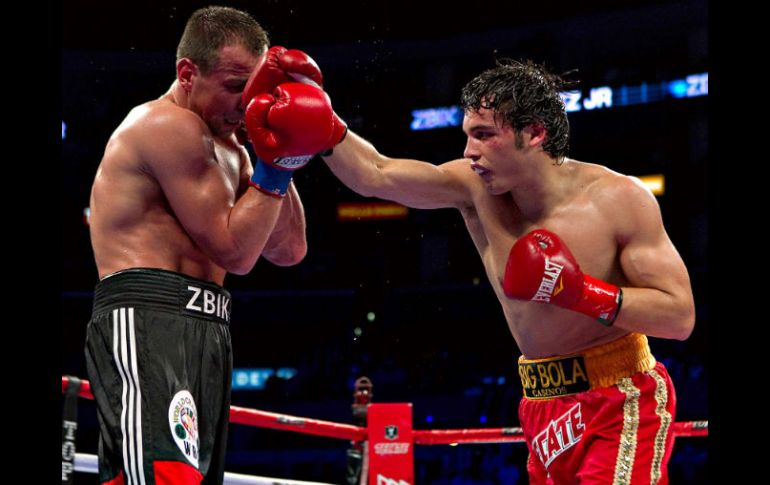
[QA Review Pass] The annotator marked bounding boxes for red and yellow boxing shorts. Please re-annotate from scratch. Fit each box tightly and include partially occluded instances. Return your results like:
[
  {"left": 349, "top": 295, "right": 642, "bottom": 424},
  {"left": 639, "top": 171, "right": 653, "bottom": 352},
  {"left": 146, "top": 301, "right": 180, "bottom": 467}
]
[{"left": 517, "top": 333, "right": 676, "bottom": 485}]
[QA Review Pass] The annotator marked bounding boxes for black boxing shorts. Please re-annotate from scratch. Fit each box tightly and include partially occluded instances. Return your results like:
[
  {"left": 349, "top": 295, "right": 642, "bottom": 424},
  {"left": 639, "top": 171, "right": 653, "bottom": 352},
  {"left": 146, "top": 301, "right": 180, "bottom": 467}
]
[{"left": 85, "top": 268, "right": 233, "bottom": 485}]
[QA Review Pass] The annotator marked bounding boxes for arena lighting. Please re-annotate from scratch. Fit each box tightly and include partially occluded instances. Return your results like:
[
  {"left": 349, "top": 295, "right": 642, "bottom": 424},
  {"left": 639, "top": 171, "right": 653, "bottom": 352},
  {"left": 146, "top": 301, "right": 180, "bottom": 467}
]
[
  {"left": 411, "top": 72, "right": 708, "bottom": 130},
  {"left": 410, "top": 105, "right": 462, "bottom": 130},
  {"left": 232, "top": 368, "right": 297, "bottom": 390},
  {"left": 62, "top": 121, "right": 67, "bottom": 140},
  {"left": 638, "top": 174, "right": 665, "bottom": 196},
  {"left": 560, "top": 72, "right": 707, "bottom": 113},
  {"left": 337, "top": 202, "right": 409, "bottom": 221}
]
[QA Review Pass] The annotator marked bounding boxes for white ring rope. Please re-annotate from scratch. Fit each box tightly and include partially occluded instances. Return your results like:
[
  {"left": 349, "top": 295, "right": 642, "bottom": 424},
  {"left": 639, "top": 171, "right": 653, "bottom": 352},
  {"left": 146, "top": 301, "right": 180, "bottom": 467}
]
[{"left": 73, "top": 453, "right": 338, "bottom": 485}]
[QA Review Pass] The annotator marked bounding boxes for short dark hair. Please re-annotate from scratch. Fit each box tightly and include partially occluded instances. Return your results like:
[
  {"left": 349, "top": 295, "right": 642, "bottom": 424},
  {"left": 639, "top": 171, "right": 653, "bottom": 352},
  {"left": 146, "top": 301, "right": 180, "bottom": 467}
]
[
  {"left": 460, "top": 59, "right": 576, "bottom": 161},
  {"left": 176, "top": 6, "right": 269, "bottom": 74}
]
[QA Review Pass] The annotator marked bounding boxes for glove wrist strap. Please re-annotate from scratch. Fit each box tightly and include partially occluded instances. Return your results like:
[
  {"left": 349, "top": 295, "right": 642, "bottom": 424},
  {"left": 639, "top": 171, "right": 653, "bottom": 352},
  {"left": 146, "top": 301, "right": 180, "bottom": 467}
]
[
  {"left": 574, "top": 275, "right": 623, "bottom": 327},
  {"left": 320, "top": 126, "right": 349, "bottom": 157},
  {"left": 249, "top": 159, "right": 293, "bottom": 198}
]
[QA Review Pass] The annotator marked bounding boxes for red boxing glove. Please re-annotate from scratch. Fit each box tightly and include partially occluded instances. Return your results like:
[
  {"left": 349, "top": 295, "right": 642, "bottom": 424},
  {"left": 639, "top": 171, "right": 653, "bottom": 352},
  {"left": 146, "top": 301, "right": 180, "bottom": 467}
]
[
  {"left": 318, "top": 111, "right": 347, "bottom": 156},
  {"left": 503, "top": 229, "right": 623, "bottom": 326},
  {"left": 245, "top": 82, "right": 345, "bottom": 170},
  {"left": 242, "top": 46, "right": 324, "bottom": 105}
]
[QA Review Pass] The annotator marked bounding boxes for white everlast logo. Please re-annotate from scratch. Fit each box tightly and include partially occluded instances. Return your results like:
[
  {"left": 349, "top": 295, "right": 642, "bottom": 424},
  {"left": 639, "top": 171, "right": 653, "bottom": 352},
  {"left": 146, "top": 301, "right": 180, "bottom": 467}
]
[
  {"left": 186, "top": 285, "right": 230, "bottom": 322},
  {"left": 532, "top": 259, "right": 564, "bottom": 302},
  {"left": 275, "top": 155, "right": 312, "bottom": 169}
]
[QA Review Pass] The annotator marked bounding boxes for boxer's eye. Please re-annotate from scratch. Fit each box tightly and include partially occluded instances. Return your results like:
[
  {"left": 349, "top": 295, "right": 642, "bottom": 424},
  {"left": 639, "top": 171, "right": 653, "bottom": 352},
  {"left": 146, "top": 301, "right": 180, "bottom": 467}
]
[{"left": 226, "top": 81, "right": 246, "bottom": 93}]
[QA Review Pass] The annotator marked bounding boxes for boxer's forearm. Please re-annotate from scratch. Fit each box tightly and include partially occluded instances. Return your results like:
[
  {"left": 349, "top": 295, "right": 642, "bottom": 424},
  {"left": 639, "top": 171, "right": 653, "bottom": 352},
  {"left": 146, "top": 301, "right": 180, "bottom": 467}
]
[
  {"left": 262, "top": 182, "right": 307, "bottom": 266},
  {"left": 324, "top": 131, "right": 468, "bottom": 209},
  {"left": 323, "top": 130, "right": 391, "bottom": 197},
  {"left": 611, "top": 287, "right": 695, "bottom": 340},
  {"left": 215, "top": 188, "right": 284, "bottom": 274}
]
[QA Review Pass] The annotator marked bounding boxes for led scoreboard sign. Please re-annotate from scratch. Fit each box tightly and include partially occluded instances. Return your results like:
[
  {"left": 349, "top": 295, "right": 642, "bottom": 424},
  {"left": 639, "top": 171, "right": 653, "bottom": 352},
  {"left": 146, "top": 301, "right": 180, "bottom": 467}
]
[{"left": 410, "top": 72, "right": 707, "bottom": 130}]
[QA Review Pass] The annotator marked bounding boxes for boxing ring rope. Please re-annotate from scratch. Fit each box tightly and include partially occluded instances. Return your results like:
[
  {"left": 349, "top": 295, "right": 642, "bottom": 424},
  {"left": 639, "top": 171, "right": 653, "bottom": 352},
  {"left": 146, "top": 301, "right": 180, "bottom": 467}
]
[
  {"left": 229, "top": 405, "right": 367, "bottom": 441},
  {"left": 61, "top": 376, "right": 366, "bottom": 441},
  {"left": 60, "top": 376, "right": 708, "bottom": 442},
  {"left": 411, "top": 420, "right": 708, "bottom": 445},
  {"left": 63, "top": 375, "right": 93, "bottom": 399},
  {"left": 62, "top": 375, "right": 707, "bottom": 483},
  {"left": 71, "top": 453, "right": 334, "bottom": 485}
]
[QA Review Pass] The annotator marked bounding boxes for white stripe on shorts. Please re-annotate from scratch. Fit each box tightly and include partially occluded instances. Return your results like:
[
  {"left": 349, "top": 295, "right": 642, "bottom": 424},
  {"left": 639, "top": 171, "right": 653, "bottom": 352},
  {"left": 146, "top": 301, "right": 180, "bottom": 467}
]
[{"left": 113, "top": 307, "right": 146, "bottom": 485}]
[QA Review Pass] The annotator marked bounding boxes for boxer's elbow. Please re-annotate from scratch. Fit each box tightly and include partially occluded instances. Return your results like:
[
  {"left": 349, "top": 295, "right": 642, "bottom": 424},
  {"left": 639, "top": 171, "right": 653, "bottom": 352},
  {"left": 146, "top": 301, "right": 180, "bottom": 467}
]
[
  {"left": 222, "top": 254, "right": 259, "bottom": 275},
  {"left": 227, "top": 265, "right": 252, "bottom": 276},
  {"left": 266, "top": 241, "right": 307, "bottom": 266},
  {"left": 216, "top": 242, "right": 261, "bottom": 275},
  {"left": 287, "top": 241, "right": 308, "bottom": 265},
  {"left": 671, "top": 299, "right": 696, "bottom": 341}
]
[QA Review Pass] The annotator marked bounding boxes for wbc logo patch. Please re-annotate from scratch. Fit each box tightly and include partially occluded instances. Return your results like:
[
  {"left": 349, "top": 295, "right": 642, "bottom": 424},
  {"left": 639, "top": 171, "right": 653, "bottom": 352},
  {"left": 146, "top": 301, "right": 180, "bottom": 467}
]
[{"left": 168, "top": 390, "right": 200, "bottom": 468}]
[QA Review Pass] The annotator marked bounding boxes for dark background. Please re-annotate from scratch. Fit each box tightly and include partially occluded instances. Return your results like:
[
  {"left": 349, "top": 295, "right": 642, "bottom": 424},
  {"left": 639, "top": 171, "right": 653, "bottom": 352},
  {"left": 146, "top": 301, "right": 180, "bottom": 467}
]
[{"left": 62, "top": 0, "right": 708, "bottom": 483}]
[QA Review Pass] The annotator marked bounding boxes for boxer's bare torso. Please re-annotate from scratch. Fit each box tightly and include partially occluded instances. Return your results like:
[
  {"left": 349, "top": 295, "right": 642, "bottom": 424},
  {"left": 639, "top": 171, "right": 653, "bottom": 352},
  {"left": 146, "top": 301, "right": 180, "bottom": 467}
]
[{"left": 89, "top": 97, "right": 250, "bottom": 285}]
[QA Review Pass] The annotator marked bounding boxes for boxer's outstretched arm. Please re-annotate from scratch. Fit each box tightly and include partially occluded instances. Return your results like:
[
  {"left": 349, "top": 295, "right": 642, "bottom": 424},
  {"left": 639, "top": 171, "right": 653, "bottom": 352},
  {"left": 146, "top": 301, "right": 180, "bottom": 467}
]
[
  {"left": 606, "top": 176, "right": 696, "bottom": 340},
  {"left": 323, "top": 130, "right": 472, "bottom": 209},
  {"left": 139, "top": 108, "right": 284, "bottom": 275}
]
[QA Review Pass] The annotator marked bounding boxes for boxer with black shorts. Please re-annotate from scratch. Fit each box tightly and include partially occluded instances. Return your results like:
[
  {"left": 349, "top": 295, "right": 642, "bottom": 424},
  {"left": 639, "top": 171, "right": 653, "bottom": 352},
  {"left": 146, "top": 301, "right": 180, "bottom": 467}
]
[
  {"left": 84, "top": 6, "right": 334, "bottom": 484},
  {"left": 86, "top": 269, "right": 233, "bottom": 484},
  {"left": 283, "top": 57, "right": 696, "bottom": 483}
]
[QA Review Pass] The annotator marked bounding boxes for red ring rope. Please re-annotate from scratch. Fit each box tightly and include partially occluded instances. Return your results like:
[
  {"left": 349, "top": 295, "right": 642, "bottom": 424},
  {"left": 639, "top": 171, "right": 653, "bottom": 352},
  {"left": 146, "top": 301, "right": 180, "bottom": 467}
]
[{"left": 62, "top": 376, "right": 707, "bottom": 443}]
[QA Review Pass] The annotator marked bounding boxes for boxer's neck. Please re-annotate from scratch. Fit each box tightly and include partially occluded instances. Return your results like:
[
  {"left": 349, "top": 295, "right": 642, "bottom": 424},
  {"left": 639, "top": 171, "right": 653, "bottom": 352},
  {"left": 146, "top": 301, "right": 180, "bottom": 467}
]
[{"left": 508, "top": 157, "right": 576, "bottom": 221}]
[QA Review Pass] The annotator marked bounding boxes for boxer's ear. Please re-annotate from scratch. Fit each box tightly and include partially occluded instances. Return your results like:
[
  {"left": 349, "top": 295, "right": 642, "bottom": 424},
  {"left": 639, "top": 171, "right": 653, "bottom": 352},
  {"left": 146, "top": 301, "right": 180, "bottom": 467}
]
[{"left": 177, "top": 58, "right": 198, "bottom": 93}]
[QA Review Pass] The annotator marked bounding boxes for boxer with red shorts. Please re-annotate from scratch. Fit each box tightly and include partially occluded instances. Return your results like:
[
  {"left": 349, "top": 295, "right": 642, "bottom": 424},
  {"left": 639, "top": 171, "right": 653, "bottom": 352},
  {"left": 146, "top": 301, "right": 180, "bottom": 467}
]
[
  {"left": 284, "top": 56, "right": 696, "bottom": 483},
  {"left": 505, "top": 229, "right": 678, "bottom": 484}
]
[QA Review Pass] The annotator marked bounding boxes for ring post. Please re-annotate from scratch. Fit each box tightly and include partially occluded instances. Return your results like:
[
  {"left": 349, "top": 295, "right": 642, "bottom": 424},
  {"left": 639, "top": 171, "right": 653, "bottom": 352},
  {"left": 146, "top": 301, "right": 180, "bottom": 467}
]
[{"left": 367, "top": 403, "right": 414, "bottom": 485}]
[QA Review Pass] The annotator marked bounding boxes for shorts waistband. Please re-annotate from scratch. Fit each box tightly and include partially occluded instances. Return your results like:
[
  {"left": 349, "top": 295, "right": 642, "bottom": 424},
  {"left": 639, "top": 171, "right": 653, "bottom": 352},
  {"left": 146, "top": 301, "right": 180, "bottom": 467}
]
[
  {"left": 518, "top": 333, "right": 656, "bottom": 400},
  {"left": 92, "top": 268, "right": 231, "bottom": 324}
]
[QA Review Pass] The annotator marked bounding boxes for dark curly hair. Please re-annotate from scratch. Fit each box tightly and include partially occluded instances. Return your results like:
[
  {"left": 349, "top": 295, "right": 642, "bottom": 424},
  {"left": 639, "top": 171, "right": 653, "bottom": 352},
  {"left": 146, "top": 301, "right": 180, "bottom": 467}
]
[
  {"left": 177, "top": 6, "right": 269, "bottom": 75},
  {"left": 460, "top": 59, "right": 577, "bottom": 162}
]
